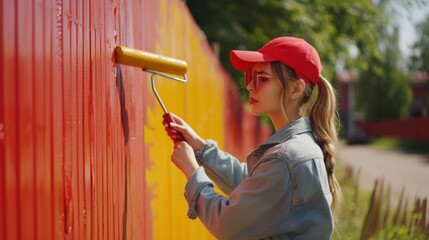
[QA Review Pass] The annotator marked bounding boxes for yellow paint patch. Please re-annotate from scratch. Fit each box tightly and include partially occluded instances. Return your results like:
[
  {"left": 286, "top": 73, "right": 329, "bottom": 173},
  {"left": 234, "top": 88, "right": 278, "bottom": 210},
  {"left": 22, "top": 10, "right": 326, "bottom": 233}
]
[{"left": 144, "top": 1, "right": 224, "bottom": 239}]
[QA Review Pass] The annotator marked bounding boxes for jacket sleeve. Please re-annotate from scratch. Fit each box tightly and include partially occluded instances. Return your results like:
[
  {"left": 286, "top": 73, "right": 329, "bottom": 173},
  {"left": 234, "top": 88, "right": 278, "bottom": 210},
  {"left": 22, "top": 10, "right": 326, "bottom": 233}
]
[
  {"left": 195, "top": 140, "right": 248, "bottom": 194},
  {"left": 184, "top": 158, "right": 291, "bottom": 240}
]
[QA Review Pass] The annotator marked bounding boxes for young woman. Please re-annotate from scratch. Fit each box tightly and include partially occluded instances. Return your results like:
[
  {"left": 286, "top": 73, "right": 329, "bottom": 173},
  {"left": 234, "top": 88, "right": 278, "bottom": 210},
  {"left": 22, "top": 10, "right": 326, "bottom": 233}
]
[{"left": 164, "top": 36, "right": 342, "bottom": 239}]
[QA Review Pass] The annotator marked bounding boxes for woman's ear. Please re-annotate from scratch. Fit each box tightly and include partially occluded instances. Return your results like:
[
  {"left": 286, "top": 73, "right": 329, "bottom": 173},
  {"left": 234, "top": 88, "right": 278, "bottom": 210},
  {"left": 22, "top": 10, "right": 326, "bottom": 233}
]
[{"left": 289, "top": 79, "right": 306, "bottom": 100}]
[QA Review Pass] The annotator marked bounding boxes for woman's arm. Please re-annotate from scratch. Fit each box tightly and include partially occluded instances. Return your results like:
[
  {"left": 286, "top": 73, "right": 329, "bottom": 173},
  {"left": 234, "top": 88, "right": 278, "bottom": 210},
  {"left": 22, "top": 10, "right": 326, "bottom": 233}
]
[
  {"left": 195, "top": 140, "right": 248, "bottom": 194},
  {"left": 164, "top": 113, "right": 248, "bottom": 193},
  {"left": 185, "top": 158, "right": 291, "bottom": 240}
]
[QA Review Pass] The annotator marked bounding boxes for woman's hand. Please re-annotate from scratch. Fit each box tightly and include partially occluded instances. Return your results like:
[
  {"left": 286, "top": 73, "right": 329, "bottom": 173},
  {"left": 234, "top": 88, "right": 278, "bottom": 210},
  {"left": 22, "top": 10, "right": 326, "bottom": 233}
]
[
  {"left": 163, "top": 113, "right": 206, "bottom": 152},
  {"left": 171, "top": 142, "right": 199, "bottom": 179}
]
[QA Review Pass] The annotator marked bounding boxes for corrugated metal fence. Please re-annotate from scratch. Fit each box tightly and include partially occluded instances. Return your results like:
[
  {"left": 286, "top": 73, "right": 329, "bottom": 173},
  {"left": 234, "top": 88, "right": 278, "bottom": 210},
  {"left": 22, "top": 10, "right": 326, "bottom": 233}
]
[{"left": 0, "top": 0, "right": 270, "bottom": 239}]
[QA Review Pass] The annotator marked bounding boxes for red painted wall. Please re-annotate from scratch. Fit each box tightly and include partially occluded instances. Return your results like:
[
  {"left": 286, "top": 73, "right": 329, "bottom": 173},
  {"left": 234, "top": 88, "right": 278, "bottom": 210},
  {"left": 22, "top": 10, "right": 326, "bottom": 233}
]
[{"left": 0, "top": 0, "right": 271, "bottom": 239}]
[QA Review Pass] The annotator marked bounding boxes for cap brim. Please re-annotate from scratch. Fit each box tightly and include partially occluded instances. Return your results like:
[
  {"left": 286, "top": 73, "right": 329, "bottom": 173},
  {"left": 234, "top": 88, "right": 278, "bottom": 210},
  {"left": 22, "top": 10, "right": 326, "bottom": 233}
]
[{"left": 230, "top": 50, "right": 276, "bottom": 71}]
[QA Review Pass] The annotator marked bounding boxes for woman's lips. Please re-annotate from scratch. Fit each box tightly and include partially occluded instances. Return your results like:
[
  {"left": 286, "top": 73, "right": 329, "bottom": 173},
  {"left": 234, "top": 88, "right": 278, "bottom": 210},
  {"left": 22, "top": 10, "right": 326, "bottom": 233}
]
[{"left": 249, "top": 97, "right": 258, "bottom": 104}]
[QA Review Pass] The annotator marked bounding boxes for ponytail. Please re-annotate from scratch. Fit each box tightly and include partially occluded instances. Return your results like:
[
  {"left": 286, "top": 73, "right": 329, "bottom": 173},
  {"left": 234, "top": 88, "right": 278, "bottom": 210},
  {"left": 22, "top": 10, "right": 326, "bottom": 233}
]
[
  {"left": 272, "top": 62, "right": 343, "bottom": 217},
  {"left": 309, "top": 77, "right": 342, "bottom": 217}
]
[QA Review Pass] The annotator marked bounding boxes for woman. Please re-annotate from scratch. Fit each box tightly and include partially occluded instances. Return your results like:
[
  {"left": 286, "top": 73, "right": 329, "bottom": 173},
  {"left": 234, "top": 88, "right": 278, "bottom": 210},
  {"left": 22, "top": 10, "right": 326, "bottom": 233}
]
[{"left": 164, "top": 36, "right": 342, "bottom": 239}]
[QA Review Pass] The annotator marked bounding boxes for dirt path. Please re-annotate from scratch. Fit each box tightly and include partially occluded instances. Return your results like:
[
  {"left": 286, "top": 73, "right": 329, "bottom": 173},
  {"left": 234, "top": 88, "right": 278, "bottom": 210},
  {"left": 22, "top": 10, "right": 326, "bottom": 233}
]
[{"left": 336, "top": 141, "right": 429, "bottom": 204}]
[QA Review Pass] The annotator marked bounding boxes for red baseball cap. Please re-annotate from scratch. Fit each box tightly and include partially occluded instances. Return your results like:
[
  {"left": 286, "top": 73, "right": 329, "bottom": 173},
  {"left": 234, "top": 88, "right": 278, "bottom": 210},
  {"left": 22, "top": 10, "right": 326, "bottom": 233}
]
[{"left": 230, "top": 37, "right": 322, "bottom": 85}]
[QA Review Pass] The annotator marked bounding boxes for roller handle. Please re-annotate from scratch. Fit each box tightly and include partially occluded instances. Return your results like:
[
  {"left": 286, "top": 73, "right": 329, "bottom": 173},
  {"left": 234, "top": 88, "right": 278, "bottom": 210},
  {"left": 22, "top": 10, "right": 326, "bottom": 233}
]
[{"left": 163, "top": 112, "right": 186, "bottom": 143}]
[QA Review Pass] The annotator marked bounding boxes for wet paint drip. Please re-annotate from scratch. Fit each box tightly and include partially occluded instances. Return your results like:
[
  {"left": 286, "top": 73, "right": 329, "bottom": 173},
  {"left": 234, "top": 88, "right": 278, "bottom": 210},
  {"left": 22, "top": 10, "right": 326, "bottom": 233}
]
[
  {"left": 113, "top": 2, "right": 117, "bottom": 44},
  {"left": 0, "top": 122, "right": 4, "bottom": 140},
  {"left": 112, "top": 2, "right": 118, "bottom": 70},
  {"left": 67, "top": 14, "right": 72, "bottom": 30},
  {"left": 82, "top": 203, "right": 87, "bottom": 225},
  {"left": 64, "top": 167, "right": 73, "bottom": 234},
  {"left": 56, "top": 0, "right": 63, "bottom": 64},
  {"left": 56, "top": 0, "right": 74, "bottom": 234}
]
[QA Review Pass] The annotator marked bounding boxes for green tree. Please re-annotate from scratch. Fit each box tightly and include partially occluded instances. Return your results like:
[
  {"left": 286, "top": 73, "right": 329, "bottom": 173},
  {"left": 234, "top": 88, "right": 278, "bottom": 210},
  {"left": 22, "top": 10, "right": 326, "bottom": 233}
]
[
  {"left": 186, "top": 0, "right": 417, "bottom": 120},
  {"left": 186, "top": 0, "right": 383, "bottom": 89},
  {"left": 409, "top": 13, "right": 429, "bottom": 72},
  {"left": 408, "top": 13, "right": 429, "bottom": 117},
  {"left": 356, "top": 26, "right": 412, "bottom": 120}
]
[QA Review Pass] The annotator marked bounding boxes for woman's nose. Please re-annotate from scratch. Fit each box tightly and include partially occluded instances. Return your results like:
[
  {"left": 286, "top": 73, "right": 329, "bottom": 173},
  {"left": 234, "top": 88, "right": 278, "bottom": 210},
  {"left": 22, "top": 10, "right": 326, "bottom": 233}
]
[{"left": 246, "top": 80, "right": 254, "bottom": 92}]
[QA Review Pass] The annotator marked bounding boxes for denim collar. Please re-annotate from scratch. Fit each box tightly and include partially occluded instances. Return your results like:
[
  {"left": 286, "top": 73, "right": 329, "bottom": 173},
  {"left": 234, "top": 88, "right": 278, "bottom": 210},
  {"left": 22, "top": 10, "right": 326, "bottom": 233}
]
[
  {"left": 246, "top": 117, "right": 313, "bottom": 173},
  {"left": 261, "top": 117, "right": 313, "bottom": 146}
]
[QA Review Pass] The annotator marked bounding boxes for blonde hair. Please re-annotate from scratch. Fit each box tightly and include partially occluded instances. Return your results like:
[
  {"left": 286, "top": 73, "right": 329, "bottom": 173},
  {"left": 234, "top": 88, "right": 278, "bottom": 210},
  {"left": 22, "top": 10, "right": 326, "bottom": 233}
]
[{"left": 272, "top": 62, "right": 343, "bottom": 217}]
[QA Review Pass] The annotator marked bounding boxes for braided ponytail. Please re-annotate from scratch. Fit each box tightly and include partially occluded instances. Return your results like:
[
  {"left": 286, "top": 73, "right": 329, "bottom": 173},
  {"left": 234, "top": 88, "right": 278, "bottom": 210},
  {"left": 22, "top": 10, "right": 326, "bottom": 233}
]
[
  {"left": 309, "top": 77, "right": 342, "bottom": 217},
  {"left": 272, "top": 62, "right": 342, "bottom": 217}
]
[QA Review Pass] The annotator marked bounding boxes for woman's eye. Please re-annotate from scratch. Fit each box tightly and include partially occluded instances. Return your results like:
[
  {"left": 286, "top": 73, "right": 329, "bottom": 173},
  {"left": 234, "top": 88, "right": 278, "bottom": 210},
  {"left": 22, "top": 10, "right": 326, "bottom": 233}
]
[{"left": 258, "top": 76, "right": 269, "bottom": 82}]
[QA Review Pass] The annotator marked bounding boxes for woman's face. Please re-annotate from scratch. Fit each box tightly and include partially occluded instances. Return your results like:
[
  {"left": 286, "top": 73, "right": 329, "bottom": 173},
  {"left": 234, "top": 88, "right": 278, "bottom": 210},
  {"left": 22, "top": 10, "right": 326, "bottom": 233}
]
[{"left": 246, "top": 62, "right": 283, "bottom": 116}]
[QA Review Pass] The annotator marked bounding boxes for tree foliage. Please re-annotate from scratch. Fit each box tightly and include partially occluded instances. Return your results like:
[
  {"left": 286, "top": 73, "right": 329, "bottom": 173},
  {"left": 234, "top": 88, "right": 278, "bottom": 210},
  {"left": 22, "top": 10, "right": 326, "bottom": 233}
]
[
  {"left": 356, "top": 27, "right": 412, "bottom": 120},
  {"left": 354, "top": 0, "right": 415, "bottom": 121},
  {"left": 186, "top": 0, "right": 420, "bottom": 120},
  {"left": 409, "top": 13, "right": 429, "bottom": 72},
  {"left": 187, "top": 0, "right": 383, "bottom": 85}
]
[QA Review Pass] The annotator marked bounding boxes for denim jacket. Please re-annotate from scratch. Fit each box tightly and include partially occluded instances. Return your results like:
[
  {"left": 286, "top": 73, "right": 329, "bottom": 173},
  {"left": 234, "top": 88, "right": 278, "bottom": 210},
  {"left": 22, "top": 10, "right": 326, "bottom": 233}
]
[{"left": 184, "top": 117, "right": 334, "bottom": 240}]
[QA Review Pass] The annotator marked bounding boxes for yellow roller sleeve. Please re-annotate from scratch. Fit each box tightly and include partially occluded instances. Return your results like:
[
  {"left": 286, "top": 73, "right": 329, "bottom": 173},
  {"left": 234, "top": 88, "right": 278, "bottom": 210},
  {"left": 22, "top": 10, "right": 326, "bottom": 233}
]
[{"left": 115, "top": 45, "right": 188, "bottom": 76}]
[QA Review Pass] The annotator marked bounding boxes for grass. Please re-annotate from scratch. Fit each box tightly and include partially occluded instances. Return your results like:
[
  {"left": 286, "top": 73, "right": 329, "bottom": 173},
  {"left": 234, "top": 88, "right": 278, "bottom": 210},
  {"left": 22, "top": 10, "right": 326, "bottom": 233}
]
[
  {"left": 369, "top": 137, "right": 429, "bottom": 154},
  {"left": 333, "top": 164, "right": 372, "bottom": 240},
  {"left": 334, "top": 154, "right": 429, "bottom": 240}
]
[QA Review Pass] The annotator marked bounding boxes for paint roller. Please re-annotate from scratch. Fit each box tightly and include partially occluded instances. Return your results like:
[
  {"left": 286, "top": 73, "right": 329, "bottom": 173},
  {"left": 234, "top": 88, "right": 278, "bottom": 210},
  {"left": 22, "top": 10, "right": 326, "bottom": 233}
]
[{"left": 115, "top": 45, "right": 187, "bottom": 143}]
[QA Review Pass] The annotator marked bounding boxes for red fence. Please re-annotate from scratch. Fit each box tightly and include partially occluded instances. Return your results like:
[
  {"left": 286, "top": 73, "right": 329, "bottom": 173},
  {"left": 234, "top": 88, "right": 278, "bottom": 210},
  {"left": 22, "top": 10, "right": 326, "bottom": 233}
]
[
  {"left": 0, "top": 0, "right": 271, "bottom": 239},
  {"left": 357, "top": 118, "right": 429, "bottom": 144}
]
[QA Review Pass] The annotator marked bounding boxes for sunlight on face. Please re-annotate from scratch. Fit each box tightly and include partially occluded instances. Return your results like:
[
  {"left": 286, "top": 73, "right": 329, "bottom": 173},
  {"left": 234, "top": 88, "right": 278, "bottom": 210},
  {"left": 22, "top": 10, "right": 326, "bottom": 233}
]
[{"left": 247, "top": 62, "right": 283, "bottom": 117}]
